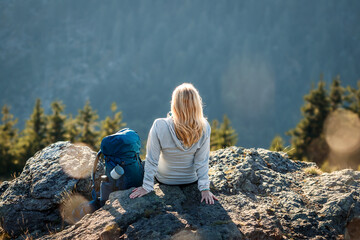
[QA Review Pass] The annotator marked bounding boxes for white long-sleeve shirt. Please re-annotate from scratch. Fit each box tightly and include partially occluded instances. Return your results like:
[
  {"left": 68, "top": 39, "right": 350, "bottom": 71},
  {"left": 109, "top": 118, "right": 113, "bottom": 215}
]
[{"left": 142, "top": 117, "right": 211, "bottom": 192}]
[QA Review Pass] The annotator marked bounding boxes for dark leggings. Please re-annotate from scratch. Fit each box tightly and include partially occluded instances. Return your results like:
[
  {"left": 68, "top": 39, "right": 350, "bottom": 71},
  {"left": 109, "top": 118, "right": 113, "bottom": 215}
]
[{"left": 154, "top": 176, "right": 198, "bottom": 187}]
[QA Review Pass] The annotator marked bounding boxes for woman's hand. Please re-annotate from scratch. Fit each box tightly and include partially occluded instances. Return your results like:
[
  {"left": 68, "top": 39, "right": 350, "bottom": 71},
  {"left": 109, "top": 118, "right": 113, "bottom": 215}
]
[
  {"left": 201, "top": 190, "right": 218, "bottom": 204},
  {"left": 129, "top": 186, "right": 149, "bottom": 199}
]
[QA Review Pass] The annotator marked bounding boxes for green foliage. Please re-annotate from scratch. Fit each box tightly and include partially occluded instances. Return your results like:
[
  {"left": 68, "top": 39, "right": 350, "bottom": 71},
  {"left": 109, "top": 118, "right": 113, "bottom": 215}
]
[
  {"left": 210, "top": 115, "right": 237, "bottom": 150},
  {"left": 76, "top": 100, "right": 99, "bottom": 149},
  {"left": 269, "top": 135, "right": 284, "bottom": 152},
  {"left": 46, "top": 100, "right": 66, "bottom": 144},
  {"left": 210, "top": 119, "right": 220, "bottom": 151},
  {"left": 329, "top": 75, "right": 344, "bottom": 111},
  {"left": 64, "top": 114, "right": 79, "bottom": 143},
  {"left": 344, "top": 80, "right": 360, "bottom": 117},
  {"left": 218, "top": 115, "right": 238, "bottom": 148},
  {"left": 286, "top": 76, "right": 360, "bottom": 167},
  {"left": 0, "top": 105, "right": 18, "bottom": 176},
  {"left": 15, "top": 99, "right": 47, "bottom": 166},
  {"left": 286, "top": 78, "right": 331, "bottom": 163},
  {"left": 0, "top": 99, "right": 131, "bottom": 178},
  {"left": 98, "top": 102, "right": 126, "bottom": 147}
]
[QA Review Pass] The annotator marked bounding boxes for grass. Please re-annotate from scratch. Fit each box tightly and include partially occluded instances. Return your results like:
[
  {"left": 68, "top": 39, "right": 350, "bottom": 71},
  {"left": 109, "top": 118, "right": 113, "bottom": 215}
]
[
  {"left": 282, "top": 146, "right": 295, "bottom": 156},
  {"left": 19, "top": 228, "right": 34, "bottom": 240},
  {"left": 303, "top": 166, "right": 323, "bottom": 176},
  {"left": 104, "top": 223, "right": 121, "bottom": 233},
  {"left": 0, "top": 172, "right": 20, "bottom": 185},
  {"left": 320, "top": 161, "right": 340, "bottom": 173},
  {"left": 0, "top": 231, "right": 10, "bottom": 240}
]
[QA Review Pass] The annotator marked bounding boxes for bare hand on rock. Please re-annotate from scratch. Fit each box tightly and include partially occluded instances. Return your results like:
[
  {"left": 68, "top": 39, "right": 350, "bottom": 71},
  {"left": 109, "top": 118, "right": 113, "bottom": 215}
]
[
  {"left": 129, "top": 186, "right": 149, "bottom": 199},
  {"left": 201, "top": 190, "right": 218, "bottom": 204}
]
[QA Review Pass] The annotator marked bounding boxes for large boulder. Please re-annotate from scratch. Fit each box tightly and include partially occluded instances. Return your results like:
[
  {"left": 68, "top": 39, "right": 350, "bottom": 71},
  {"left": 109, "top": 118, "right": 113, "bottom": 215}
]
[
  {"left": 1, "top": 144, "right": 360, "bottom": 239},
  {"left": 41, "top": 183, "right": 243, "bottom": 240},
  {"left": 0, "top": 142, "right": 104, "bottom": 238}
]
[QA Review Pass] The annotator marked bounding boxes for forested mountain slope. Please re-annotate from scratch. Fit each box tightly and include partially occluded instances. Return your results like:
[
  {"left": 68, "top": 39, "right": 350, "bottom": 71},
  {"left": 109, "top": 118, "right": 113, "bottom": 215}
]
[{"left": 1, "top": 0, "right": 359, "bottom": 147}]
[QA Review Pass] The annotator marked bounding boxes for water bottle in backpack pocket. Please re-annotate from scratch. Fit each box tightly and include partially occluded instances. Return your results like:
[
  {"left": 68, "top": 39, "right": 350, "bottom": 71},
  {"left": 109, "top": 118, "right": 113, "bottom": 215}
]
[{"left": 99, "top": 175, "right": 114, "bottom": 206}]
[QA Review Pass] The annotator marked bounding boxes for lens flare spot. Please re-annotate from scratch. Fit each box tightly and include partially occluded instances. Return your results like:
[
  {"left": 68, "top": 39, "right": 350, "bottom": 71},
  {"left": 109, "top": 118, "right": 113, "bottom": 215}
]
[
  {"left": 172, "top": 229, "right": 201, "bottom": 240},
  {"left": 59, "top": 145, "right": 95, "bottom": 179},
  {"left": 60, "top": 193, "right": 92, "bottom": 224},
  {"left": 324, "top": 108, "right": 360, "bottom": 154}
]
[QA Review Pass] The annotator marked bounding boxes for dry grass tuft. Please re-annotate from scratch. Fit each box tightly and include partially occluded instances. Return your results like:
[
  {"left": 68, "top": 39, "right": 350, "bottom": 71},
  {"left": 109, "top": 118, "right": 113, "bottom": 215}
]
[
  {"left": 0, "top": 230, "right": 11, "bottom": 240},
  {"left": 104, "top": 224, "right": 121, "bottom": 232},
  {"left": 303, "top": 166, "right": 323, "bottom": 176}
]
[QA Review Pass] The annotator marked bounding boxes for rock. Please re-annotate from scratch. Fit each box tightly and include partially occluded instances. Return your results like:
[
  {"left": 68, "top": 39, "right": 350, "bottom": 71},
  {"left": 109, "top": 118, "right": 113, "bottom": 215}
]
[
  {"left": 1, "top": 144, "right": 360, "bottom": 239},
  {"left": 0, "top": 181, "right": 9, "bottom": 196},
  {"left": 0, "top": 142, "right": 104, "bottom": 238},
  {"left": 42, "top": 184, "right": 243, "bottom": 240}
]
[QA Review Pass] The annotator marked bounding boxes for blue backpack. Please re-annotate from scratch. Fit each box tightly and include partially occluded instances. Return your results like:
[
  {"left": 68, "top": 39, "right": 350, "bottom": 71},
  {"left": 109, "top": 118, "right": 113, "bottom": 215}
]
[{"left": 91, "top": 128, "right": 144, "bottom": 207}]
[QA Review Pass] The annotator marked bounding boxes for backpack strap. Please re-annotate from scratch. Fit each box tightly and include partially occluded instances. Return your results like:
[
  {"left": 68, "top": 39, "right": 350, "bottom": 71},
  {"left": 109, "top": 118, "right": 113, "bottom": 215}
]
[
  {"left": 91, "top": 151, "right": 102, "bottom": 201},
  {"left": 134, "top": 152, "right": 141, "bottom": 164},
  {"left": 135, "top": 152, "right": 145, "bottom": 176}
]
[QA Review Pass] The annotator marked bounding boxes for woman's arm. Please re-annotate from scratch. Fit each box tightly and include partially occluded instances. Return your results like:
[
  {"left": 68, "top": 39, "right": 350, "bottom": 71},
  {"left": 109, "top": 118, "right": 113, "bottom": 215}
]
[
  {"left": 194, "top": 123, "right": 218, "bottom": 204},
  {"left": 130, "top": 120, "right": 161, "bottom": 198},
  {"left": 193, "top": 124, "right": 211, "bottom": 192},
  {"left": 142, "top": 120, "right": 161, "bottom": 192}
]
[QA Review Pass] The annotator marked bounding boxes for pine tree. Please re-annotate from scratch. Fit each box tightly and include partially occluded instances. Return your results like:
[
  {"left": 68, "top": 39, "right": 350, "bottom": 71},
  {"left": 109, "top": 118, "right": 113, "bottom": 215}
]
[
  {"left": 99, "top": 102, "right": 126, "bottom": 141},
  {"left": 0, "top": 105, "right": 18, "bottom": 176},
  {"left": 46, "top": 100, "right": 66, "bottom": 144},
  {"left": 16, "top": 99, "right": 47, "bottom": 166},
  {"left": 344, "top": 80, "right": 360, "bottom": 117},
  {"left": 210, "top": 119, "right": 220, "bottom": 151},
  {"left": 286, "top": 79, "right": 331, "bottom": 163},
  {"left": 217, "top": 115, "right": 238, "bottom": 149},
  {"left": 64, "top": 114, "right": 79, "bottom": 143},
  {"left": 269, "top": 135, "right": 285, "bottom": 152},
  {"left": 329, "top": 75, "right": 344, "bottom": 111},
  {"left": 77, "top": 100, "right": 99, "bottom": 149}
]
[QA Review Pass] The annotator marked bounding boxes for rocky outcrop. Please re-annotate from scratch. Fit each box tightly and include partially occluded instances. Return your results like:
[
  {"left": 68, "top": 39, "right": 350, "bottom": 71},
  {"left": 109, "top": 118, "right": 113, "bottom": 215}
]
[
  {"left": 1, "top": 144, "right": 360, "bottom": 239},
  {"left": 208, "top": 147, "right": 360, "bottom": 239},
  {"left": 0, "top": 142, "right": 104, "bottom": 238}
]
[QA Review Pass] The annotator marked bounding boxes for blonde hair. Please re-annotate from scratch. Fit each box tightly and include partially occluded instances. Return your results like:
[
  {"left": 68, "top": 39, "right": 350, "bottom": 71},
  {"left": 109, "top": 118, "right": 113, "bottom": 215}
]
[{"left": 170, "top": 83, "right": 207, "bottom": 148}]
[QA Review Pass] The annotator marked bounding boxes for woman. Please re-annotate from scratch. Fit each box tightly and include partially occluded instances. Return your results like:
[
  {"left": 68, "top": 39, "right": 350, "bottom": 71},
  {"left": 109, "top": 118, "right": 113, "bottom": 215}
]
[{"left": 129, "top": 83, "right": 218, "bottom": 204}]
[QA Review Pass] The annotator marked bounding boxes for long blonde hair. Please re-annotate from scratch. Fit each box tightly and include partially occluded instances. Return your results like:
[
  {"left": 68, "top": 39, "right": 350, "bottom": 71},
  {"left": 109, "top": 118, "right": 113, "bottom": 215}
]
[{"left": 170, "top": 83, "right": 207, "bottom": 148}]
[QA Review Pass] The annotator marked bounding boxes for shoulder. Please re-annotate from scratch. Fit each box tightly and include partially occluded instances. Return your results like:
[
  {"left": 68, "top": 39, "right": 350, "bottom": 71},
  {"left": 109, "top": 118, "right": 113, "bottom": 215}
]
[
  {"left": 203, "top": 119, "right": 211, "bottom": 138},
  {"left": 150, "top": 118, "right": 171, "bottom": 139},
  {"left": 153, "top": 117, "right": 169, "bottom": 125},
  {"left": 152, "top": 117, "right": 169, "bottom": 129}
]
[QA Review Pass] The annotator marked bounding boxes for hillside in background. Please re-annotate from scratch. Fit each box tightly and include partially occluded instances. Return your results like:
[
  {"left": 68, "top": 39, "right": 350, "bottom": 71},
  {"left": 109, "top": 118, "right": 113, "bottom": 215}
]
[{"left": 1, "top": 0, "right": 360, "bottom": 147}]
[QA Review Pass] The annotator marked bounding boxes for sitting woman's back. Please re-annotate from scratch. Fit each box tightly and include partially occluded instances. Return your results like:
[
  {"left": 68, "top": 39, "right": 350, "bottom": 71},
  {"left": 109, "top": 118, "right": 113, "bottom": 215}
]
[
  {"left": 142, "top": 116, "right": 211, "bottom": 191},
  {"left": 130, "top": 83, "right": 217, "bottom": 204}
]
